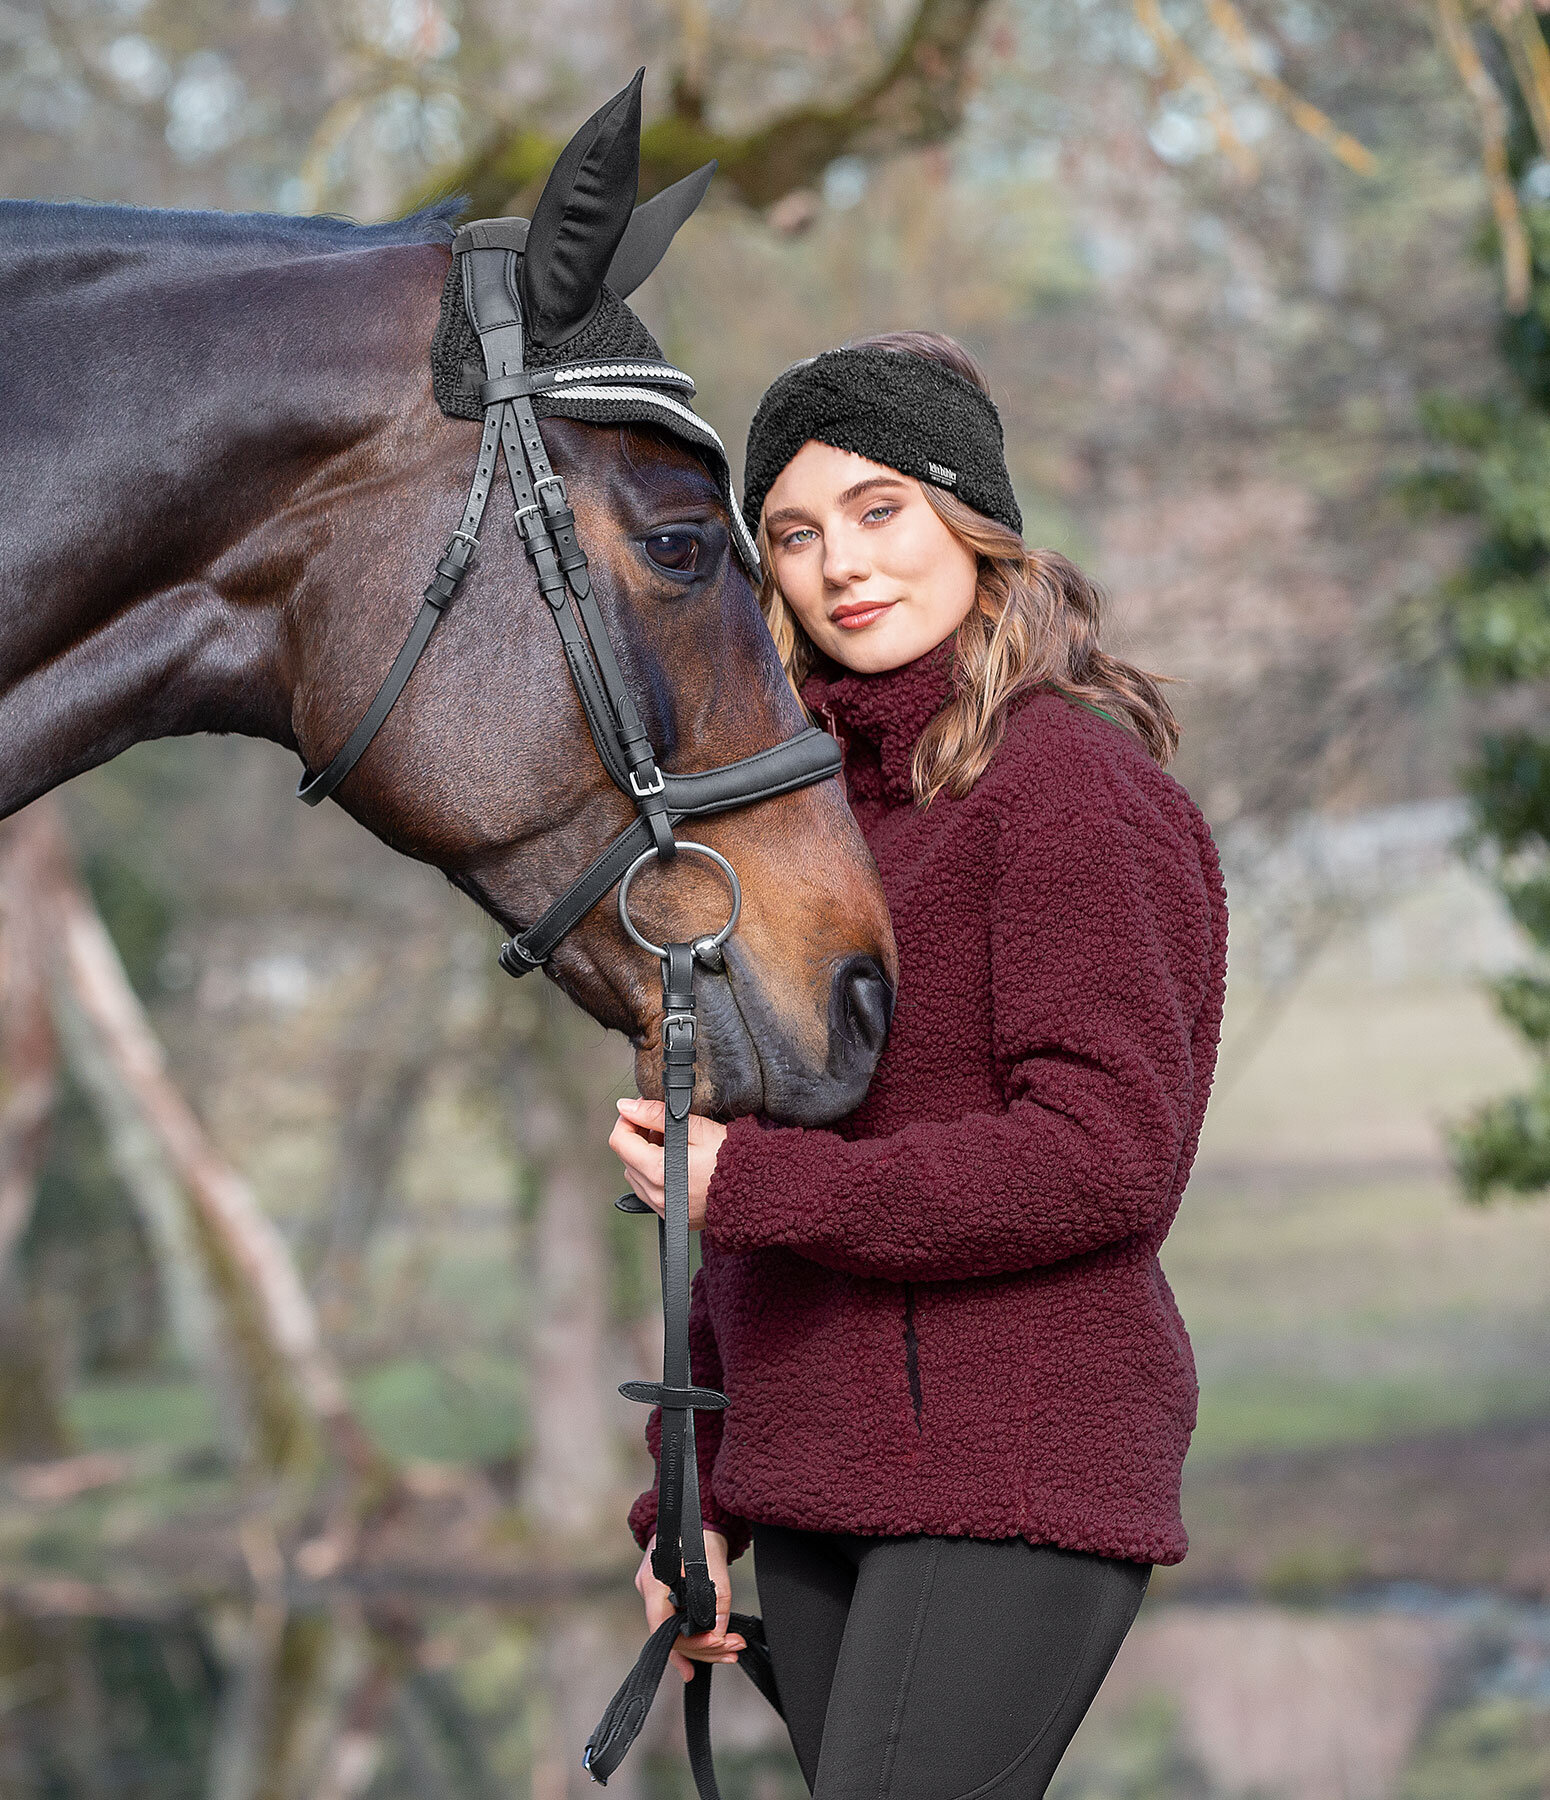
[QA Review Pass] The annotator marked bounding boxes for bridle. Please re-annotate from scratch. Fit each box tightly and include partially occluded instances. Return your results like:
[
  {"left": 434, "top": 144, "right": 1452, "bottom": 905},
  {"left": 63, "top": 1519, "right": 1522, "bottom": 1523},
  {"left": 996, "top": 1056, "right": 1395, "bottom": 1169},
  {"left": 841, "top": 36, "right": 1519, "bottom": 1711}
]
[{"left": 295, "top": 218, "right": 841, "bottom": 1796}]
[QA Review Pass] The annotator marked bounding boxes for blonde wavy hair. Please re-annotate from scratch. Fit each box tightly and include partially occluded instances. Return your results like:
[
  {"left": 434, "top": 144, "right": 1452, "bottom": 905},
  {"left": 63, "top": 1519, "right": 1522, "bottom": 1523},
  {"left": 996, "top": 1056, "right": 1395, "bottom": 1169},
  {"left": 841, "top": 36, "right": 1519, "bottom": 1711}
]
[{"left": 754, "top": 330, "right": 1180, "bottom": 806}]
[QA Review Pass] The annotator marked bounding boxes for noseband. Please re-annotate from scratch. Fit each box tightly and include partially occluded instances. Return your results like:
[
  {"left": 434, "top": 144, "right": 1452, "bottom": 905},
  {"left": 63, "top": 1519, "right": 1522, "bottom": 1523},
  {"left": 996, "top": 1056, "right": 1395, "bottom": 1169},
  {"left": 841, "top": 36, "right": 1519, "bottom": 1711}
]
[{"left": 294, "top": 218, "right": 840, "bottom": 1795}]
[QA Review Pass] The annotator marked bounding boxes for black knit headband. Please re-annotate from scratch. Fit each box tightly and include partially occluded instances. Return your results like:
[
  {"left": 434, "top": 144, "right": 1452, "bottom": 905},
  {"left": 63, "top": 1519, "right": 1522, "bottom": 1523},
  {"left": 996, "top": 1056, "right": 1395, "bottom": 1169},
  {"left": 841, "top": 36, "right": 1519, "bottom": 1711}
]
[{"left": 741, "top": 345, "right": 1023, "bottom": 545}]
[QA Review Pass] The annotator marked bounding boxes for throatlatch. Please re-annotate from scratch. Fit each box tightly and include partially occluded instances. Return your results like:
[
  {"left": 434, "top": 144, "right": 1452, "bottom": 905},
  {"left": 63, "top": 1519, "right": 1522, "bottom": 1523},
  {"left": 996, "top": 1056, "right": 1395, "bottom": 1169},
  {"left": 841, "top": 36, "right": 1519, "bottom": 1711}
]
[{"left": 292, "top": 205, "right": 839, "bottom": 1797}]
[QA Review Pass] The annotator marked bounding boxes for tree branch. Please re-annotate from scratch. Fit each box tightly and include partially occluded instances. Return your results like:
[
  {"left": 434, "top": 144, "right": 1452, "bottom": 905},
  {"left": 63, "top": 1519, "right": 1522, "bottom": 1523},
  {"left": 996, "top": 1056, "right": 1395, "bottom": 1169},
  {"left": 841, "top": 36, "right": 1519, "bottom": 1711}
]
[
  {"left": 428, "top": 0, "right": 1000, "bottom": 222},
  {"left": 1437, "top": 0, "right": 1532, "bottom": 313}
]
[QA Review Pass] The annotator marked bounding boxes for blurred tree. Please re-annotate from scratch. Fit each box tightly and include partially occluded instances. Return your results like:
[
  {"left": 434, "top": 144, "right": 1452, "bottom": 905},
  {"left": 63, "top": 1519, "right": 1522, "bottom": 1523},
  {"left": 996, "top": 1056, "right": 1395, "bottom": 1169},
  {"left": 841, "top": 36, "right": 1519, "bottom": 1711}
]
[
  {"left": 0, "top": 811, "right": 71, "bottom": 1460},
  {"left": 1404, "top": 5, "right": 1550, "bottom": 1200}
]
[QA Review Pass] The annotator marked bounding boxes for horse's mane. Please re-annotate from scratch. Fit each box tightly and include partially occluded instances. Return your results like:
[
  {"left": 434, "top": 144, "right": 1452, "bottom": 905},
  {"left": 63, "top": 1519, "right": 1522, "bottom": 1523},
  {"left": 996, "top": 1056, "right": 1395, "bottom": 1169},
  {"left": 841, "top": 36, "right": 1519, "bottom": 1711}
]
[{"left": 0, "top": 195, "right": 466, "bottom": 261}]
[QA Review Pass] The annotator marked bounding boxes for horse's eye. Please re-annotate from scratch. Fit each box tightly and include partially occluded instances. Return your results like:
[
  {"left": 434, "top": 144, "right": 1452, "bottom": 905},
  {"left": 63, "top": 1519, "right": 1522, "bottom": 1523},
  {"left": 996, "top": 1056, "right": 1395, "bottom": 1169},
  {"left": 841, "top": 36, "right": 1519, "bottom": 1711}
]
[{"left": 643, "top": 531, "right": 700, "bottom": 574}]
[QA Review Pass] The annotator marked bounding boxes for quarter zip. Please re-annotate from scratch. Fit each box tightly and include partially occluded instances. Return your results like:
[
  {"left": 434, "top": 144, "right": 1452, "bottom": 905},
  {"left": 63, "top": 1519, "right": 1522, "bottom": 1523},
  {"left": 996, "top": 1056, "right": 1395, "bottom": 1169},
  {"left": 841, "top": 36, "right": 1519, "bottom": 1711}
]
[{"left": 902, "top": 1281, "right": 923, "bottom": 1432}]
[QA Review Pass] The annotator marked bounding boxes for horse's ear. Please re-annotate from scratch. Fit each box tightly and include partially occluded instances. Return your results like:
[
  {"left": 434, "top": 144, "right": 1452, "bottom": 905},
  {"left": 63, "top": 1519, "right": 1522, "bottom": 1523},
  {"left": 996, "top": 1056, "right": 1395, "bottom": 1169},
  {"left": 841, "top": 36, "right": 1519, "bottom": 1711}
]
[
  {"left": 519, "top": 68, "right": 644, "bottom": 347},
  {"left": 605, "top": 160, "right": 717, "bottom": 299}
]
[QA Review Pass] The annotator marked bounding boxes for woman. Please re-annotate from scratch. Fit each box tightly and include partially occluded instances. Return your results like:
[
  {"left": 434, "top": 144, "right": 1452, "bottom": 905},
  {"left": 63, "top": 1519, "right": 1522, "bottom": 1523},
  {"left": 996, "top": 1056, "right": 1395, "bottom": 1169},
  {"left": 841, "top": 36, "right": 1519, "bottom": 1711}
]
[{"left": 608, "top": 330, "right": 1228, "bottom": 1797}]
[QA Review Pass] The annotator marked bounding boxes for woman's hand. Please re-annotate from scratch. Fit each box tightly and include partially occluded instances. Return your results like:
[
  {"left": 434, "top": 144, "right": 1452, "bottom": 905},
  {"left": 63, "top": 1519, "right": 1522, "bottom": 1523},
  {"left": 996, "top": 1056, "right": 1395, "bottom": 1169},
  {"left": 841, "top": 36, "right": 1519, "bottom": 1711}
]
[
  {"left": 637, "top": 1529, "right": 747, "bottom": 1682},
  {"left": 610, "top": 1096, "right": 728, "bottom": 1231}
]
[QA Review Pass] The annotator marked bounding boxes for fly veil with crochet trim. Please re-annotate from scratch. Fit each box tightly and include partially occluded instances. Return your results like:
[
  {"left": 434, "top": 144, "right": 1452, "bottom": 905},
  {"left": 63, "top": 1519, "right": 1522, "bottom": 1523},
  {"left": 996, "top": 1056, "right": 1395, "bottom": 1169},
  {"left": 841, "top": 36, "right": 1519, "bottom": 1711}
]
[{"left": 428, "top": 192, "right": 761, "bottom": 578}]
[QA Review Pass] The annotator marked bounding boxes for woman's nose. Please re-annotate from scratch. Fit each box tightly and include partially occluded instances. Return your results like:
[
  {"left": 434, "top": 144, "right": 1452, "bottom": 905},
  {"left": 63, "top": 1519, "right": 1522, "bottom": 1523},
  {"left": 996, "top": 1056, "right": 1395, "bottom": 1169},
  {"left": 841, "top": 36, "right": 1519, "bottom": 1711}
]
[{"left": 823, "top": 531, "right": 870, "bottom": 587}]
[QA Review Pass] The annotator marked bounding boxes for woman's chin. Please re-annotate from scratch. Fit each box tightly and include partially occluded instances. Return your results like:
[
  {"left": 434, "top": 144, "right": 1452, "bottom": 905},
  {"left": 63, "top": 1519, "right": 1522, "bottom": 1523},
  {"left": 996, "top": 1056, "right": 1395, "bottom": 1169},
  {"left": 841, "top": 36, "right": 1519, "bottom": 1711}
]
[{"left": 822, "top": 612, "right": 930, "bottom": 670}]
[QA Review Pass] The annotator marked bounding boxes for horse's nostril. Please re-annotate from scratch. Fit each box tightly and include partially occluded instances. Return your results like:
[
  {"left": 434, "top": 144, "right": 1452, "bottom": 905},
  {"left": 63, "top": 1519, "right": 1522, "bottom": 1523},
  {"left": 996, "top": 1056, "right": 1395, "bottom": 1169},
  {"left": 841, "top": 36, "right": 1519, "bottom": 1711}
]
[{"left": 834, "top": 955, "right": 894, "bottom": 1061}]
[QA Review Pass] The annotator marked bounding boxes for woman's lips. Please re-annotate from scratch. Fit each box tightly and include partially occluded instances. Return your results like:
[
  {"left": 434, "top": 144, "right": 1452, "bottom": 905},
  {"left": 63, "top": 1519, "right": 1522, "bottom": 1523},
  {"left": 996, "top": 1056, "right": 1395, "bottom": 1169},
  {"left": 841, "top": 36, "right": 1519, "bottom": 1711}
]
[{"left": 832, "top": 601, "right": 896, "bottom": 630}]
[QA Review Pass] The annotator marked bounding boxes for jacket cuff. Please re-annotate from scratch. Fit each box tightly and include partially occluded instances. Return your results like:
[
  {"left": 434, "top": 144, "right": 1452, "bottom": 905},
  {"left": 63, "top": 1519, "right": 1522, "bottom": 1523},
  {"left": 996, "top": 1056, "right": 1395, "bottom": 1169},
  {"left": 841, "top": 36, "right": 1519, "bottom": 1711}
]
[{"left": 702, "top": 1113, "right": 795, "bottom": 1249}]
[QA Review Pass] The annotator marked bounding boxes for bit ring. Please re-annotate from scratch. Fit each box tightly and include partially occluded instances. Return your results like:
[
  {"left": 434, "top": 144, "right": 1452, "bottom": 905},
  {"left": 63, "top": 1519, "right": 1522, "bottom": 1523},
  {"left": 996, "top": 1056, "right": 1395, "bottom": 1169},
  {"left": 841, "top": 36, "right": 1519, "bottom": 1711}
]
[{"left": 617, "top": 841, "right": 741, "bottom": 962}]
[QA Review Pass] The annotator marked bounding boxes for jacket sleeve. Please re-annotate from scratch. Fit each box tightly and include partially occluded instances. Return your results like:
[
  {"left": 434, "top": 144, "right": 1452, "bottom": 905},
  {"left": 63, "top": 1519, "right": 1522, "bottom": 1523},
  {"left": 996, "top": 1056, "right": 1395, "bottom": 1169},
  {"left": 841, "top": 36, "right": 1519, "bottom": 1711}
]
[
  {"left": 626, "top": 1255, "right": 754, "bottom": 1563},
  {"left": 700, "top": 781, "right": 1218, "bottom": 1282}
]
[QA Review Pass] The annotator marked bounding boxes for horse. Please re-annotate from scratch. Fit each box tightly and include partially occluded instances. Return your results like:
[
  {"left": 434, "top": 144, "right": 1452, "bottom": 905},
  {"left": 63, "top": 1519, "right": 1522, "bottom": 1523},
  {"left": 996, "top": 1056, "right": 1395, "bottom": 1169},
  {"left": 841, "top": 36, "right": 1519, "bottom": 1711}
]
[{"left": 0, "top": 145, "right": 897, "bottom": 1127}]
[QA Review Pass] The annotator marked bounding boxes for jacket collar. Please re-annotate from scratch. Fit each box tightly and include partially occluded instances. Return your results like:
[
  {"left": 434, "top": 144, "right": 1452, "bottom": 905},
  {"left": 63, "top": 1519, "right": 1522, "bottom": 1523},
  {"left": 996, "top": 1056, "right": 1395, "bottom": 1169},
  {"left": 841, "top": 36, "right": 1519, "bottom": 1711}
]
[{"left": 799, "top": 633, "right": 957, "bottom": 806}]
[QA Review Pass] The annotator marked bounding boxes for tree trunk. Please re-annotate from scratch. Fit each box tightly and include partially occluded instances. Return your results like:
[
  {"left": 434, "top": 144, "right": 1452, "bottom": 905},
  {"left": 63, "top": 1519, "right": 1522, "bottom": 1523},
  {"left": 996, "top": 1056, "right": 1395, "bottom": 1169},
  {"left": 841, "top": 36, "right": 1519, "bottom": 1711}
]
[
  {"left": 37, "top": 800, "right": 378, "bottom": 1482},
  {"left": 0, "top": 808, "right": 69, "bottom": 1461}
]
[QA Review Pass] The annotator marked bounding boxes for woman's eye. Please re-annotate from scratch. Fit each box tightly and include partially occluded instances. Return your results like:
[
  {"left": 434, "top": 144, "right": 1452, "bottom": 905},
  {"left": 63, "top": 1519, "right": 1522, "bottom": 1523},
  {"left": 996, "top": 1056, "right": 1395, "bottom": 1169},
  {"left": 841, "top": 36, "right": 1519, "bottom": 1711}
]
[
  {"left": 781, "top": 528, "right": 816, "bottom": 549},
  {"left": 863, "top": 504, "right": 897, "bottom": 523},
  {"left": 643, "top": 531, "right": 700, "bottom": 574}
]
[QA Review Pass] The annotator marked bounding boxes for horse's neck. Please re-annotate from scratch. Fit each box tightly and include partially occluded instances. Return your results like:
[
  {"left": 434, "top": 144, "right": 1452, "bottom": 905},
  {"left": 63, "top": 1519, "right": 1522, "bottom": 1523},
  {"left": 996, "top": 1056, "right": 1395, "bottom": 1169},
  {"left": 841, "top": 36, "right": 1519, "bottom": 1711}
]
[{"left": 0, "top": 220, "right": 433, "bottom": 816}]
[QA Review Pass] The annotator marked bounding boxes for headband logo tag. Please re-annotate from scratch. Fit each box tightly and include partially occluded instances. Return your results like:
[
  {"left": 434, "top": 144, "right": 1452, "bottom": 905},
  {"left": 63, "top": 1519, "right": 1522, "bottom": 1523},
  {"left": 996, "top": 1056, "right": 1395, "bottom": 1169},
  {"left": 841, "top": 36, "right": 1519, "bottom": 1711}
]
[{"left": 927, "top": 460, "right": 958, "bottom": 488}]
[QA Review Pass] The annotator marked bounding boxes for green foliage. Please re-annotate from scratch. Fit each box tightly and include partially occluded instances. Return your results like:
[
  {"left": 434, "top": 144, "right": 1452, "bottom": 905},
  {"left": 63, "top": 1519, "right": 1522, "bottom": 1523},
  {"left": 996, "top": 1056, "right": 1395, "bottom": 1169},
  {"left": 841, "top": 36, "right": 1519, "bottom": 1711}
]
[
  {"left": 1488, "top": 970, "right": 1550, "bottom": 1044},
  {"left": 1448, "top": 1078, "right": 1550, "bottom": 1200},
  {"left": 1447, "top": 578, "right": 1550, "bottom": 684},
  {"left": 1463, "top": 731, "right": 1550, "bottom": 852},
  {"left": 1501, "top": 866, "right": 1550, "bottom": 941},
  {"left": 1410, "top": 17, "right": 1550, "bottom": 1201}
]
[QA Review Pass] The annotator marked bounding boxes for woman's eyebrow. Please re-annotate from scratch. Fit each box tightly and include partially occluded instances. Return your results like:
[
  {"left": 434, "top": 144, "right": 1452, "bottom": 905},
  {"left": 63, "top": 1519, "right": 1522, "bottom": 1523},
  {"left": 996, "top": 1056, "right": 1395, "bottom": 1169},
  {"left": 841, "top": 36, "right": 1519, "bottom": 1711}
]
[{"left": 765, "top": 476, "right": 908, "bottom": 532}]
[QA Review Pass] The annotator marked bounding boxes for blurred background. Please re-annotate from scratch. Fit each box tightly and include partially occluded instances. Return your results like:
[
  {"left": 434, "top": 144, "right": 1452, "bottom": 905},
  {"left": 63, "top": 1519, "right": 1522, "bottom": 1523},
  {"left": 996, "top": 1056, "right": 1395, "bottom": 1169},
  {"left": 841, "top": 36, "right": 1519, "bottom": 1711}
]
[{"left": 5, "top": 1, "right": 1550, "bottom": 1794}]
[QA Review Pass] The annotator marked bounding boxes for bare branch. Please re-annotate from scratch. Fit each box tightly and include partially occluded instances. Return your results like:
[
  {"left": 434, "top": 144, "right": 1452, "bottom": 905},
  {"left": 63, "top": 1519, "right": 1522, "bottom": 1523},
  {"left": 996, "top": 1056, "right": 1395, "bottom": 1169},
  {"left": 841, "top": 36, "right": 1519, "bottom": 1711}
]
[
  {"left": 1437, "top": 0, "right": 1533, "bottom": 312},
  {"left": 1134, "top": 0, "right": 1258, "bottom": 178},
  {"left": 1494, "top": 0, "right": 1550, "bottom": 152},
  {"left": 1204, "top": 0, "right": 1380, "bottom": 175}
]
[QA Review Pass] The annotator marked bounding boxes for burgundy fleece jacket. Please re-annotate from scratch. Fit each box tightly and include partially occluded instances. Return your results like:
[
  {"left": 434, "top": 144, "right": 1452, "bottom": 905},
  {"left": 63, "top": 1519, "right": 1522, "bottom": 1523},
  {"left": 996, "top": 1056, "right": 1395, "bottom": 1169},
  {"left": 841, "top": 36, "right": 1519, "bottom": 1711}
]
[{"left": 626, "top": 632, "right": 1229, "bottom": 1566}]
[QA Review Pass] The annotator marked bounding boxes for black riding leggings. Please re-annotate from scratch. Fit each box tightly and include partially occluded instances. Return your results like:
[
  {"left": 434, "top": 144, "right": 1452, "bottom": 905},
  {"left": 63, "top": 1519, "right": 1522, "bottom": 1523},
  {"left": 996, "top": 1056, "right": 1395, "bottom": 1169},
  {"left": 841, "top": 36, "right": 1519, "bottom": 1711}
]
[{"left": 750, "top": 1523, "right": 1151, "bottom": 1800}]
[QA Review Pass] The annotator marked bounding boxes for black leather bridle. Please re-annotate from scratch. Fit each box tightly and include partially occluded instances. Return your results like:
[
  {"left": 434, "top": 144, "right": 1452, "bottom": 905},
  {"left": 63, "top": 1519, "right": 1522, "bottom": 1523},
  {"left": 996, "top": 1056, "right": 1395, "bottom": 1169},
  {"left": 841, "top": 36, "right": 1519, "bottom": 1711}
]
[{"left": 295, "top": 219, "right": 840, "bottom": 1796}]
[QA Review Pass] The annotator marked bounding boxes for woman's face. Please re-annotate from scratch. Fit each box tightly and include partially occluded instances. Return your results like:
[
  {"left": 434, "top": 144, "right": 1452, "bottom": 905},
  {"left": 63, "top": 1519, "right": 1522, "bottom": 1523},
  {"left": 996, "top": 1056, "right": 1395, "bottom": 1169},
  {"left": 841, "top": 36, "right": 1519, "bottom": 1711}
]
[{"left": 761, "top": 440, "right": 980, "bottom": 673}]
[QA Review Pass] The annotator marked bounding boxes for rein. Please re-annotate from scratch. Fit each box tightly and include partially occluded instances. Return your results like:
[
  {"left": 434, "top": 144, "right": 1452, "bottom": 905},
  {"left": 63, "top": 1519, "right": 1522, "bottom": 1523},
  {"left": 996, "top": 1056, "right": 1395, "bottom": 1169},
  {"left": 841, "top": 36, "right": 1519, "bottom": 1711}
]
[{"left": 294, "top": 217, "right": 841, "bottom": 1796}]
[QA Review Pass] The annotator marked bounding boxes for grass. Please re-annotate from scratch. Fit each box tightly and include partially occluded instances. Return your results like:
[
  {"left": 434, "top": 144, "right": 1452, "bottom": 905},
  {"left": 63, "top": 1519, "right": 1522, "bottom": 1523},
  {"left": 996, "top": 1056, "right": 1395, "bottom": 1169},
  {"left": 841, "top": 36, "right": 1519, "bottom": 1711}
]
[
  {"left": 67, "top": 1375, "right": 217, "bottom": 1455},
  {"left": 1188, "top": 1368, "right": 1550, "bottom": 1467},
  {"left": 1167, "top": 933, "right": 1550, "bottom": 1468},
  {"left": 352, "top": 1355, "right": 527, "bottom": 1466},
  {"left": 65, "top": 1353, "right": 529, "bottom": 1471}
]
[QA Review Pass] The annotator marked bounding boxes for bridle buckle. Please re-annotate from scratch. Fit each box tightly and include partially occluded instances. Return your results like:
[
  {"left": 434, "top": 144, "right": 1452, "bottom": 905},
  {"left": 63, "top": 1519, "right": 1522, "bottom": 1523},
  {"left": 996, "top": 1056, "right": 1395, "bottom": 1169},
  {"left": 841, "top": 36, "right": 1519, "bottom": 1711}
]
[{"left": 630, "top": 766, "right": 666, "bottom": 798}]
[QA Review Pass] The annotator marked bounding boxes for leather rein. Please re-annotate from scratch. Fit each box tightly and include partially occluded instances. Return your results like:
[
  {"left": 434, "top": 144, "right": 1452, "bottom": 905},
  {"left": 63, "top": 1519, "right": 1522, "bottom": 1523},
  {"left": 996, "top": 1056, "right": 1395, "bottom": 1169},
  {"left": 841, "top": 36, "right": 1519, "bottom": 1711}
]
[{"left": 294, "top": 221, "right": 839, "bottom": 1795}]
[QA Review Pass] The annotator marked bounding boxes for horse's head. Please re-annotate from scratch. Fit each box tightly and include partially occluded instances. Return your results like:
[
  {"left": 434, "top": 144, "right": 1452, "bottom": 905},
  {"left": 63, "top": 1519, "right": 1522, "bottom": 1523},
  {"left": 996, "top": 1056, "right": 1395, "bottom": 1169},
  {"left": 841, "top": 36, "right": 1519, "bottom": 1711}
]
[{"left": 287, "top": 72, "right": 896, "bottom": 1124}]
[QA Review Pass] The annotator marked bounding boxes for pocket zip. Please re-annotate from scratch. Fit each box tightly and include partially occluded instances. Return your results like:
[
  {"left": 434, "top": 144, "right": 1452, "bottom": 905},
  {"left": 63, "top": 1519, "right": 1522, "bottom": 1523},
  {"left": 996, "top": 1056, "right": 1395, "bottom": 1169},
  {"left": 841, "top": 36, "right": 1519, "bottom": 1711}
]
[{"left": 902, "top": 1281, "right": 923, "bottom": 1433}]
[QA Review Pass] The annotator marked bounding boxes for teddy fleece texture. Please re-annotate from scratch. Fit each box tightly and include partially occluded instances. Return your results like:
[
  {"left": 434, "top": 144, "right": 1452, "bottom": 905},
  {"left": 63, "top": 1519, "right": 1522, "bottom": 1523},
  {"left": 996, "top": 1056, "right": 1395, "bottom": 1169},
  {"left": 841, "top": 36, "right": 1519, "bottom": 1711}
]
[
  {"left": 739, "top": 346, "right": 1024, "bottom": 542},
  {"left": 626, "top": 633, "right": 1230, "bottom": 1567}
]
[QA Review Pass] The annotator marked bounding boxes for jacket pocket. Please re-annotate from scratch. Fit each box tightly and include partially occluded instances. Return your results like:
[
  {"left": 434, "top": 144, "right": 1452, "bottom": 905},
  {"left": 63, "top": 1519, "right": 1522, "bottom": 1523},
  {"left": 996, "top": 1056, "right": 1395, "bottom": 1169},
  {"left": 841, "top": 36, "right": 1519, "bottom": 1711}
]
[{"left": 902, "top": 1281, "right": 924, "bottom": 1432}]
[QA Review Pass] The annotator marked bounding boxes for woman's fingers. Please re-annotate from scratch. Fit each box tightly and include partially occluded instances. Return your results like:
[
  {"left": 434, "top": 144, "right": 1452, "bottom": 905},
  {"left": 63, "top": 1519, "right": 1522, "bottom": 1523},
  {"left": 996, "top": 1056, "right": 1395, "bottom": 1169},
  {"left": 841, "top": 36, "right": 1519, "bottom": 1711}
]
[
  {"left": 609, "top": 1116, "right": 665, "bottom": 1190},
  {"left": 638, "top": 1536, "right": 746, "bottom": 1680}
]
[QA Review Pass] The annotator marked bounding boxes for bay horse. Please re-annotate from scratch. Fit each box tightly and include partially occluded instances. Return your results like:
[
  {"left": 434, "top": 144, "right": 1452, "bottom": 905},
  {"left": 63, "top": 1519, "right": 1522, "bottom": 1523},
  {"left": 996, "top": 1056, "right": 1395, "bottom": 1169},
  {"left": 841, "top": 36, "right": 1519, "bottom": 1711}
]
[{"left": 0, "top": 172, "right": 895, "bottom": 1124}]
